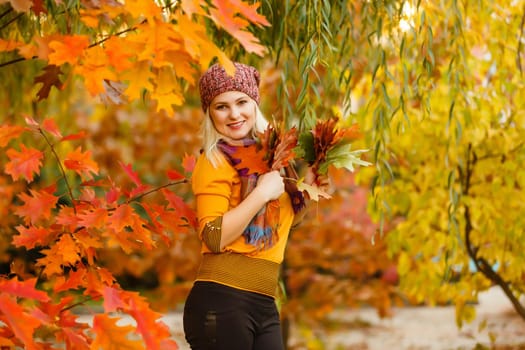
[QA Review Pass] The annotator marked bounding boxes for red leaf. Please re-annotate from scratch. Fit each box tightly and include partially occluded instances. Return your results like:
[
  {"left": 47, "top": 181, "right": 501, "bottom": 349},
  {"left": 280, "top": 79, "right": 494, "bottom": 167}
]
[
  {"left": 119, "top": 161, "right": 142, "bottom": 186},
  {"left": 0, "top": 294, "right": 42, "bottom": 350},
  {"left": 77, "top": 208, "right": 108, "bottom": 229},
  {"left": 41, "top": 117, "right": 62, "bottom": 138},
  {"left": 14, "top": 188, "right": 58, "bottom": 225},
  {"left": 162, "top": 188, "right": 197, "bottom": 229},
  {"left": 53, "top": 268, "right": 87, "bottom": 292},
  {"left": 4, "top": 144, "right": 44, "bottom": 182},
  {"left": 102, "top": 285, "right": 126, "bottom": 312},
  {"left": 0, "top": 277, "right": 50, "bottom": 302},
  {"left": 61, "top": 130, "right": 87, "bottom": 142},
  {"left": 167, "top": 168, "right": 185, "bottom": 180},
  {"left": 34, "top": 65, "right": 63, "bottom": 101},
  {"left": 0, "top": 124, "right": 25, "bottom": 147}
]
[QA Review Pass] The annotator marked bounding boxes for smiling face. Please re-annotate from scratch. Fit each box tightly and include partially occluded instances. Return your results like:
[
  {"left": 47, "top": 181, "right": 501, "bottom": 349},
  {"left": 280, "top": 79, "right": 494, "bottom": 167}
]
[{"left": 209, "top": 90, "right": 256, "bottom": 141}]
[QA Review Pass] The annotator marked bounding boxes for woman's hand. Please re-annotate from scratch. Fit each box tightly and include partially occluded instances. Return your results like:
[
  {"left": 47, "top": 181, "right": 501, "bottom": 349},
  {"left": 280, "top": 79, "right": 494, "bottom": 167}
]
[{"left": 255, "top": 170, "right": 285, "bottom": 201}]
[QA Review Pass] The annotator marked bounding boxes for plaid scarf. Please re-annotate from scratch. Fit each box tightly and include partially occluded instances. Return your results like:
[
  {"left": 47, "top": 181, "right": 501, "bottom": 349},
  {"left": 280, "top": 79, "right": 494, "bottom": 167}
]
[{"left": 217, "top": 139, "right": 304, "bottom": 249}]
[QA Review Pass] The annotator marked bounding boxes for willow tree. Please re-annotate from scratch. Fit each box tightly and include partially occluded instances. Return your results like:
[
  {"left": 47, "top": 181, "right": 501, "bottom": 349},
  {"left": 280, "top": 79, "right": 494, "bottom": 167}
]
[{"left": 256, "top": 0, "right": 525, "bottom": 327}]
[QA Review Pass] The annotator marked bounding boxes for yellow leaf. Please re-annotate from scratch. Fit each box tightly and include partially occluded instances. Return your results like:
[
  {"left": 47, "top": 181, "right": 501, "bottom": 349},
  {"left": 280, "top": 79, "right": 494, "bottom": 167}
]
[
  {"left": 122, "top": 61, "right": 155, "bottom": 100},
  {"left": 125, "top": 0, "right": 161, "bottom": 22}
]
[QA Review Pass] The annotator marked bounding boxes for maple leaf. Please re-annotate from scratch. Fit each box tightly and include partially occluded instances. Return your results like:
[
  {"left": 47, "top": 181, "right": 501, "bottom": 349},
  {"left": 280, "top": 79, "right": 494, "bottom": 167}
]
[
  {"left": 0, "top": 124, "right": 25, "bottom": 147},
  {"left": 123, "top": 60, "right": 155, "bottom": 100},
  {"left": 13, "top": 224, "right": 55, "bottom": 249},
  {"left": 64, "top": 147, "right": 99, "bottom": 180},
  {"left": 48, "top": 35, "right": 90, "bottom": 66},
  {"left": 230, "top": 143, "right": 270, "bottom": 175},
  {"left": 14, "top": 187, "right": 58, "bottom": 225},
  {"left": 4, "top": 144, "right": 44, "bottom": 182},
  {"left": 53, "top": 268, "right": 87, "bottom": 292},
  {"left": 0, "top": 277, "right": 50, "bottom": 302},
  {"left": 91, "top": 314, "right": 145, "bottom": 350},
  {"left": 34, "top": 65, "right": 63, "bottom": 101},
  {"left": 208, "top": 0, "right": 269, "bottom": 56},
  {"left": 104, "top": 37, "right": 134, "bottom": 72},
  {"left": 0, "top": 294, "right": 42, "bottom": 349}
]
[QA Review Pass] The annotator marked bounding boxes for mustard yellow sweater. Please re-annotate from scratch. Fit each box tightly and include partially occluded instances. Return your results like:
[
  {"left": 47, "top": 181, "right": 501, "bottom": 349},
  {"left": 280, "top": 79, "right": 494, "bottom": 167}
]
[{"left": 191, "top": 152, "right": 295, "bottom": 298}]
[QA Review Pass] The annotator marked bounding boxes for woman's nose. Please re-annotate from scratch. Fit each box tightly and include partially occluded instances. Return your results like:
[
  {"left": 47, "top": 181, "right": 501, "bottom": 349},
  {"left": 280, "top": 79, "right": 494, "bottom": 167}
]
[{"left": 229, "top": 106, "right": 241, "bottom": 119}]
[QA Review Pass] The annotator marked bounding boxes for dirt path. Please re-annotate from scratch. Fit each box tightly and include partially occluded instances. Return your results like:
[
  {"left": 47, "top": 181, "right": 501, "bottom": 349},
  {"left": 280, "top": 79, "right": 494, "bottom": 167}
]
[{"left": 78, "top": 287, "right": 524, "bottom": 349}]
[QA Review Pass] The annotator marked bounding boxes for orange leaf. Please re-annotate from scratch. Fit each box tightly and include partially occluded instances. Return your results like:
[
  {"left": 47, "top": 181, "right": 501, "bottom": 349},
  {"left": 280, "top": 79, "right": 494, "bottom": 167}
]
[
  {"left": 34, "top": 65, "right": 63, "bottom": 101},
  {"left": 271, "top": 127, "right": 298, "bottom": 170},
  {"left": 0, "top": 38, "right": 25, "bottom": 52},
  {"left": 231, "top": 145, "right": 270, "bottom": 175},
  {"left": 0, "top": 124, "right": 25, "bottom": 147},
  {"left": 91, "top": 314, "right": 144, "bottom": 350},
  {"left": 14, "top": 187, "right": 58, "bottom": 225},
  {"left": 41, "top": 117, "right": 62, "bottom": 138},
  {"left": 48, "top": 35, "right": 90, "bottom": 66},
  {"left": 4, "top": 144, "right": 44, "bottom": 182},
  {"left": 64, "top": 146, "right": 99, "bottom": 180},
  {"left": 0, "top": 294, "right": 42, "bottom": 350},
  {"left": 182, "top": 153, "right": 196, "bottom": 173},
  {"left": 77, "top": 208, "right": 108, "bottom": 229},
  {"left": 209, "top": 0, "right": 269, "bottom": 56},
  {"left": 13, "top": 225, "right": 55, "bottom": 249},
  {"left": 0, "top": 277, "right": 50, "bottom": 302},
  {"left": 53, "top": 268, "right": 87, "bottom": 292},
  {"left": 61, "top": 130, "right": 87, "bottom": 142},
  {"left": 108, "top": 204, "right": 133, "bottom": 232}
]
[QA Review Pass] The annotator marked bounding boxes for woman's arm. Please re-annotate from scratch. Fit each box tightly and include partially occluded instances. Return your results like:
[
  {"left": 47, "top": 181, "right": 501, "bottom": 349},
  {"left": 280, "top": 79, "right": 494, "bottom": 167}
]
[{"left": 218, "top": 170, "right": 284, "bottom": 250}]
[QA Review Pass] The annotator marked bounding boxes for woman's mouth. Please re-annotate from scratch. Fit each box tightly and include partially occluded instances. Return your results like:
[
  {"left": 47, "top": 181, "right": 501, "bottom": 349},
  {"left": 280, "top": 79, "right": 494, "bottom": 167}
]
[{"left": 228, "top": 121, "right": 245, "bottom": 129}]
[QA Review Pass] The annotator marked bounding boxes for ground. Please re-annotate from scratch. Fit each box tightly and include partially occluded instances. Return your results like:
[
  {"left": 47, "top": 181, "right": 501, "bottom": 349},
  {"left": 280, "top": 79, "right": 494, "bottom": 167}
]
[
  {"left": 76, "top": 286, "right": 524, "bottom": 349},
  {"left": 163, "top": 287, "right": 524, "bottom": 350}
]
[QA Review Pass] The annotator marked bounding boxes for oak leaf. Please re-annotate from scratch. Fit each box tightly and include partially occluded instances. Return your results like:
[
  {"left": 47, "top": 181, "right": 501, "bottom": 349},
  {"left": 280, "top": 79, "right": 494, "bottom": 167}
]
[
  {"left": 0, "top": 277, "right": 50, "bottom": 302},
  {"left": 0, "top": 124, "right": 25, "bottom": 147},
  {"left": 4, "top": 144, "right": 44, "bottom": 182},
  {"left": 34, "top": 65, "right": 63, "bottom": 101},
  {"left": 14, "top": 187, "right": 58, "bottom": 225},
  {"left": 209, "top": 0, "right": 269, "bottom": 56},
  {"left": 48, "top": 35, "right": 90, "bottom": 66},
  {"left": 90, "top": 314, "right": 145, "bottom": 350},
  {"left": 0, "top": 294, "right": 42, "bottom": 350},
  {"left": 64, "top": 146, "right": 99, "bottom": 180},
  {"left": 13, "top": 225, "right": 55, "bottom": 249},
  {"left": 41, "top": 117, "right": 62, "bottom": 138}
]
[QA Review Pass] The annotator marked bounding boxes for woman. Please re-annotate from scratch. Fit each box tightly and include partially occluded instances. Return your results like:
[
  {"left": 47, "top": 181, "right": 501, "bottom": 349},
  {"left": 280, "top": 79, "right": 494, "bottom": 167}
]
[{"left": 183, "top": 62, "right": 317, "bottom": 350}]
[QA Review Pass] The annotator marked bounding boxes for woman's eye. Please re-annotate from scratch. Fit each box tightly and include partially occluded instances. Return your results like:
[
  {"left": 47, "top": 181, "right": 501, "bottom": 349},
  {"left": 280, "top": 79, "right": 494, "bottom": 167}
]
[{"left": 238, "top": 100, "right": 248, "bottom": 105}]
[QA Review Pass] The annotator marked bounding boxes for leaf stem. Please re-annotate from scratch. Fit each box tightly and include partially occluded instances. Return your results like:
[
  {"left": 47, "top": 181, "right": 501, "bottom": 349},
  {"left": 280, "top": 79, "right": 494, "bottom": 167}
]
[
  {"left": 38, "top": 128, "right": 77, "bottom": 214},
  {"left": 126, "top": 179, "right": 188, "bottom": 204}
]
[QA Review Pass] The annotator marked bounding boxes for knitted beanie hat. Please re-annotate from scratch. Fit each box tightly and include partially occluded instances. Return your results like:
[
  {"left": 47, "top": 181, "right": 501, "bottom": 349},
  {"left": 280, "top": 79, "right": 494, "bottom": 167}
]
[{"left": 199, "top": 62, "right": 260, "bottom": 112}]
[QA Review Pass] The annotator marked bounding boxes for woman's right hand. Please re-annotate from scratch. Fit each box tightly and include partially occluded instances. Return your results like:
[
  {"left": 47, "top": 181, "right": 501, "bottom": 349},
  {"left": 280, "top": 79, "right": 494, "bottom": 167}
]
[{"left": 255, "top": 170, "right": 285, "bottom": 201}]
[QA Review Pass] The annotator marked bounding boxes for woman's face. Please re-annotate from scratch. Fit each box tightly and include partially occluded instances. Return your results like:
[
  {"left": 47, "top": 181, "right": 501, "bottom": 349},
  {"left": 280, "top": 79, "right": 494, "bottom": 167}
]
[{"left": 209, "top": 91, "right": 256, "bottom": 140}]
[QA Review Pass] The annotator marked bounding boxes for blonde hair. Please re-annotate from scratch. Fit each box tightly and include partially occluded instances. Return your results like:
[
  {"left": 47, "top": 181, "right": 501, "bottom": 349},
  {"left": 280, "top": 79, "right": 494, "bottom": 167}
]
[{"left": 201, "top": 101, "right": 269, "bottom": 168}]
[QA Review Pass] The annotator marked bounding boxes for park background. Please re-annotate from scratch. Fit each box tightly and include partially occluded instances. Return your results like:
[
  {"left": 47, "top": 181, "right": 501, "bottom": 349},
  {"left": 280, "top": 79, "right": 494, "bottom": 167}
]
[{"left": 0, "top": 0, "right": 524, "bottom": 349}]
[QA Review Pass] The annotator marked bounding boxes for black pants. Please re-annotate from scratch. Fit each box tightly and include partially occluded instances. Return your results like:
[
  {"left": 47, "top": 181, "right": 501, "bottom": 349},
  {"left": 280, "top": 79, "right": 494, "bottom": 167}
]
[{"left": 183, "top": 281, "right": 285, "bottom": 350}]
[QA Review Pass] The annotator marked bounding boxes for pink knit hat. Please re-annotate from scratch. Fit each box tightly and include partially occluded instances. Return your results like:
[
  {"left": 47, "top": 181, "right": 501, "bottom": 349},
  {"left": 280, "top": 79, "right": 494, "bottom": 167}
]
[{"left": 199, "top": 62, "right": 260, "bottom": 112}]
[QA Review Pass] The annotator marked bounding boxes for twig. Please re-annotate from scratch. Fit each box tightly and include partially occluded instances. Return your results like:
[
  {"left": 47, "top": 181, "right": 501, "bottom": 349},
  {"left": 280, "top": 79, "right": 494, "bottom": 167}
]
[
  {"left": 126, "top": 179, "right": 188, "bottom": 204},
  {"left": 0, "top": 12, "right": 23, "bottom": 31},
  {"left": 38, "top": 128, "right": 77, "bottom": 214},
  {"left": 0, "top": 7, "right": 13, "bottom": 21}
]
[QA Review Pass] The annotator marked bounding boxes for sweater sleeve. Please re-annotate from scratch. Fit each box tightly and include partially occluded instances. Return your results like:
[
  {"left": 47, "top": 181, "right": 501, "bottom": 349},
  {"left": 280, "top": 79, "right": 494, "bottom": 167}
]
[{"left": 191, "top": 153, "right": 238, "bottom": 252}]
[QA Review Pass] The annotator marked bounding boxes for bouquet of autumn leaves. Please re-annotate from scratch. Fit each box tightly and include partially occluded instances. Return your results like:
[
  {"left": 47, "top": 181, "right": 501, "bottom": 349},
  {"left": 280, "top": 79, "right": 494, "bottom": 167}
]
[{"left": 233, "top": 115, "right": 371, "bottom": 205}]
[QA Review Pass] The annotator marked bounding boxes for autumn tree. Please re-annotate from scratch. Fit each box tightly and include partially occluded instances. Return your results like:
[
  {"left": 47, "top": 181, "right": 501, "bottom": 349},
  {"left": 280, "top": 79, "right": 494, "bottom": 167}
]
[{"left": 0, "top": 0, "right": 271, "bottom": 348}]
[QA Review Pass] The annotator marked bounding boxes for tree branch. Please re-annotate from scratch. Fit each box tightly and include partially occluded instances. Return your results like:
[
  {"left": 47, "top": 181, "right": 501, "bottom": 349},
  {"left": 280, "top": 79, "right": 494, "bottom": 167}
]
[
  {"left": 0, "top": 7, "right": 13, "bottom": 21},
  {"left": 462, "top": 143, "right": 525, "bottom": 321},
  {"left": 0, "top": 11, "right": 23, "bottom": 32},
  {"left": 517, "top": 3, "right": 525, "bottom": 75}
]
